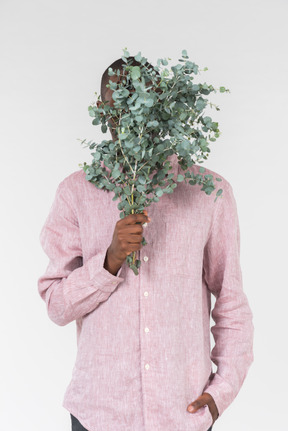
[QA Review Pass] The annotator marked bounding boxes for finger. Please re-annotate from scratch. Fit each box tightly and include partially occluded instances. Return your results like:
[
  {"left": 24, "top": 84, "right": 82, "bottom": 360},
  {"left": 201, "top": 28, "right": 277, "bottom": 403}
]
[
  {"left": 125, "top": 213, "right": 149, "bottom": 225},
  {"left": 187, "top": 395, "right": 208, "bottom": 413},
  {"left": 126, "top": 234, "right": 143, "bottom": 243},
  {"left": 143, "top": 210, "right": 151, "bottom": 222}
]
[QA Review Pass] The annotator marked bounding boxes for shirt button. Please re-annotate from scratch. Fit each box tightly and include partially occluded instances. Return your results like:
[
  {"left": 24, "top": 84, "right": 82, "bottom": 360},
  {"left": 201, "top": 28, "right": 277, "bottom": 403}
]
[
  {"left": 144, "top": 327, "right": 149, "bottom": 333},
  {"left": 143, "top": 256, "right": 149, "bottom": 262},
  {"left": 144, "top": 291, "right": 149, "bottom": 297},
  {"left": 145, "top": 363, "right": 150, "bottom": 370},
  {"left": 143, "top": 222, "right": 147, "bottom": 228}
]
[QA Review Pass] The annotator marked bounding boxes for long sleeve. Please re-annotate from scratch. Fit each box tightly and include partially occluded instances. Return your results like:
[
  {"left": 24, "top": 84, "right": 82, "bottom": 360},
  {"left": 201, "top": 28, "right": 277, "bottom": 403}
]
[
  {"left": 202, "top": 182, "right": 254, "bottom": 418},
  {"left": 37, "top": 180, "right": 125, "bottom": 326}
]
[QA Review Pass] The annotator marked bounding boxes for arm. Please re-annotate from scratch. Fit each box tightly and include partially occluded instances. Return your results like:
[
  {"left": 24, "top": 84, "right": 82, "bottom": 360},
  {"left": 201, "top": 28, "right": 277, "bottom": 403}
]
[
  {"left": 37, "top": 180, "right": 124, "bottom": 326},
  {"left": 202, "top": 182, "right": 254, "bottom": 418}
]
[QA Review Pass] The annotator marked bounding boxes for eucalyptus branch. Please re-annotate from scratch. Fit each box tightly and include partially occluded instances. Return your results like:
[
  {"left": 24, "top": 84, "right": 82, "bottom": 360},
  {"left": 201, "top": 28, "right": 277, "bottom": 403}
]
[
  {"left": 82, "top": 48, "right": 228, "bottom": 275},
  {"left": 116, "top": 115, "right": 135, "bottom": 175}
]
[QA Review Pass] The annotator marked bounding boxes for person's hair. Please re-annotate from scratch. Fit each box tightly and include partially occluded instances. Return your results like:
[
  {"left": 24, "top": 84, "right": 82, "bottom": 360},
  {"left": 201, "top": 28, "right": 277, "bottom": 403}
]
[{"left": 101, "top": 56, "right": 157, "bottom": 101}]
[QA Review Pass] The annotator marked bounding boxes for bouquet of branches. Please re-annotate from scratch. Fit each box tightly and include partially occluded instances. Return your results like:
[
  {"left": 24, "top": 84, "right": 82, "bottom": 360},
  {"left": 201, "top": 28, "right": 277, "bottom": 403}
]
[{"left": 79, "top": 48, "right": 229, "bottom": 275}]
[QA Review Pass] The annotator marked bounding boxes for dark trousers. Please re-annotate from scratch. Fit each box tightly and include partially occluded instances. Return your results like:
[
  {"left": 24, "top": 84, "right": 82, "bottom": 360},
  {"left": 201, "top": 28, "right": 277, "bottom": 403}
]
[{"left": 71, "top": 413, "right": 213, "bottom": 431}]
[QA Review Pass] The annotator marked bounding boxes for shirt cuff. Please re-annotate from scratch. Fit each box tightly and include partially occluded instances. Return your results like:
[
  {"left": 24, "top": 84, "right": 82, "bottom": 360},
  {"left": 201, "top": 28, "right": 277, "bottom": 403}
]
[
  {"left": 85, "top": 249, "right": 125, "bottom": 293},
  {"left": 203, "top": 372, "right": 235, "bottom": 418}
]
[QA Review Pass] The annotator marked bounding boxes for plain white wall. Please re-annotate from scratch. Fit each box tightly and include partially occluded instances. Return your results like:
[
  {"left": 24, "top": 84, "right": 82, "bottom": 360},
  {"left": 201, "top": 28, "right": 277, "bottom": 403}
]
[{"left": 1, "top": 0, "right": 287, "bottom": 430}]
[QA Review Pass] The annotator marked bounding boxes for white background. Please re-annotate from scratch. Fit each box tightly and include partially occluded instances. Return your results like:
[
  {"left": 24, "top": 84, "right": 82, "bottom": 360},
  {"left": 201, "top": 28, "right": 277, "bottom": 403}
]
[{"left": 1, "top": 0, "right": 287, "bottom": 430}]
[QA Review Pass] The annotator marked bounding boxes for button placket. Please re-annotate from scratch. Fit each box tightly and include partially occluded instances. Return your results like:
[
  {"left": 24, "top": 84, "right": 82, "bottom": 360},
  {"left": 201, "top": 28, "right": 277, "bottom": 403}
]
[{"left": 140, "top": 225, "right": 151, "bottom": 373}]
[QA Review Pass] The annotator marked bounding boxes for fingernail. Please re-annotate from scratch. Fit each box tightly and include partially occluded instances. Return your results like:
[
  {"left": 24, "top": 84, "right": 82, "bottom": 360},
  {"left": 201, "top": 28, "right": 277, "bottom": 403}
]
[{"left": 188, "top": 406, "right": 194, "bottom": 412}]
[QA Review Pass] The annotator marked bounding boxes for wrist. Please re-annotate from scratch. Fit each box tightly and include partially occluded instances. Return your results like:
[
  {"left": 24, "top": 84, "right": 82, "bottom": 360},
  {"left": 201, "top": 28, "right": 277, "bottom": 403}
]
[{"left": 104, "top": 248, "right": 123, "bottom": 276}]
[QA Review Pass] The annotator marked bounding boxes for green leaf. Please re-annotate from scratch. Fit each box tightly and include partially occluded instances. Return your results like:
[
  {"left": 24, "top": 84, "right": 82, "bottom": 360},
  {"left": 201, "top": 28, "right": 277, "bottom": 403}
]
[
  {"left": 131, "top": 66, "right": 141, "bottom": 80},
  {"left": 123, "top": 186, "right": 130, "bottom": 195},
  {"left": 138, "top": 176, "right": 146, "bottom": 184},
  {"left": 122, "top": 47, "right": 130, "bottom": 57},
  {"left": 129, "top": 264, "right": 139, "bottom": 275},
  {"left": 144, "top": 98, "right": 154, "bottom": 107},
  {"left": 161, "top": 112, "right": 170, "bottom": 120},
  {"left": 199, "top": 167, "right": 205, "bottom": 173},
  {"left": 126, "top": 255, "right": 133, "bottom": 264},
  {"left": 177, "top": 174, "right": 184, "bottom": 182},
  {"left": 216, "top": 189, "right": 223, "bottom": 196},
  {"left": 92, "top": 118, "right": 101, "bottom": 125},
  {"left": 155, "top": 188, "right": 163, "bottom": 197},
  {"left": 134, "top": 145, "right": 141, "bottom": 153},
  {"left": 191, "top": 84, "right": 200, "bottom": 92},
  {"left": 101, "top": 124, "right": 107, "bottom": 133},
  {"left": 112, "top": 169, "right": 121, "bottom": 179},
  {"left": 134, "top": 52, "right": 142, "bottom": 62},
  {"left": 196, "top": 98, "right": 207, "bottom": 111},
  {"left": 156, "top": 144, "right": 164, "bottom": 152},
  {"left": 125, "top": 140, "right": 134, "bottom": 149},
  {"left": 136, "top": 184, "right": 146, "bottom": 192},
  {"left": 119, "top": 133, "right": 128, "bottom": 140},
  {"left": 88, "top": 109, "right": 96, "bottom": 117},
  {"left": 219, "top": 86, "right": 226, "bottom": 93}
]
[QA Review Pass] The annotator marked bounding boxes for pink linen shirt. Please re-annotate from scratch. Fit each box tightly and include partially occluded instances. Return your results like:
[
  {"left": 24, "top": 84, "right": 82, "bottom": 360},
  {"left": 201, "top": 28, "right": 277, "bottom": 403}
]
[{"left": 37, "top": 153, "right": 254, "bottom": 431}]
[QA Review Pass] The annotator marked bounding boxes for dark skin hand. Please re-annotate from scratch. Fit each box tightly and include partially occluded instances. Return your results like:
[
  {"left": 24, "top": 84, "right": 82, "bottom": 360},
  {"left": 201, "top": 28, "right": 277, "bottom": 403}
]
[
  {"left": 104, "top": 210, "right": 151, "bottom": 275},
  {"left": 187, "top": 392, "right": 219, "bottom": 425}
]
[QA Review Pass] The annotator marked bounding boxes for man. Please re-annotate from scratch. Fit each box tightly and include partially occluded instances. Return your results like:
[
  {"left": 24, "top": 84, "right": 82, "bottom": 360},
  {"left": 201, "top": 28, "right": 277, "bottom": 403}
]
[{"left": 38, "top": 56, "right": 254, "bottom": 431}]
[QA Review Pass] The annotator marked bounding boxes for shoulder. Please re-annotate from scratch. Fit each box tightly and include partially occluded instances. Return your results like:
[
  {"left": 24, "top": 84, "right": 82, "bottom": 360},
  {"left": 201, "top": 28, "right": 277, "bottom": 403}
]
[
  {"left": 58, "top": 168, "right": 87, "bottom": 189},
  {"left": 186, "top": 164, "right": 237, "bottom": 218},
  {"left": 56, "top": 168, "right": 103, "bottom": 204}
]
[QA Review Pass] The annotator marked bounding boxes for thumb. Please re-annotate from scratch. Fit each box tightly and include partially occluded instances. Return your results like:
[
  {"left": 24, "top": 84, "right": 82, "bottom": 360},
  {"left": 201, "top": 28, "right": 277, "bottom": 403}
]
[{"left": 187, "top": 396, "right": 206, "bottom": 413}]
